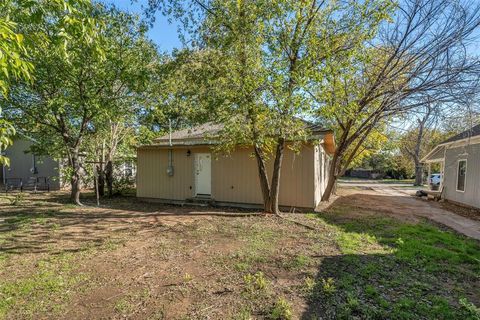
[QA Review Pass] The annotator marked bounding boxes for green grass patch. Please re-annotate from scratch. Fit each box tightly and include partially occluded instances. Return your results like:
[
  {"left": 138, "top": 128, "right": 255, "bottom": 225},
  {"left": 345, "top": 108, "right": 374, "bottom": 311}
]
[
  {"left": 320, "top": 209, "right": 480, "bottom": 272},
  {"left": 114, "top": 298, "right": 134, "bottom": 314},
  {"left": 0, "top": 253, "right": 87, "bottom": 319},
  {"left": 229, "top": 227, "right": 279, "bottom": 270},
  {"left": 284, "top": 254, "right": 313, "bottom": 270},
  {"left": 307, "top": 206, "right": 480, "bottom": 319}
]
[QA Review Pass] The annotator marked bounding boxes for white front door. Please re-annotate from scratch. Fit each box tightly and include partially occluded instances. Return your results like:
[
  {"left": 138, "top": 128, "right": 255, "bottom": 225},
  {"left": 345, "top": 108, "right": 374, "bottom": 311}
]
[{"left": 194, "top": 153, "right": 211, "bottom": 196}]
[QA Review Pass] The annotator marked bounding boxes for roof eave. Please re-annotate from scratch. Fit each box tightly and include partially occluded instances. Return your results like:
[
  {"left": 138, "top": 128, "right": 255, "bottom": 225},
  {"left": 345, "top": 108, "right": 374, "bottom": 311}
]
[
  {"left": 138, "top": 140, "right": 218, "bottom": 149},
  {"left": 437, "top": 134, "right": 480, "bottom": 148},
  {"left": 141, "top": 131, "right": 334, "bottom": 149},
  {"left": 421, "top": 145, "right": 444, "bottom": 163}
]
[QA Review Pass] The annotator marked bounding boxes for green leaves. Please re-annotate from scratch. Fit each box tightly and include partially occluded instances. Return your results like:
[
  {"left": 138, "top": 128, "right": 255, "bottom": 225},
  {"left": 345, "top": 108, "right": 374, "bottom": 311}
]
[
  {"left": 0, "top": 18, "right": 32, "bottom": 97},
  {"left": 0, "top": 117, "right": 15, "bottom": 165},
  {"left": 2, "top": 1, "right": 161, "bottom": 167},
  {"left": 0, "top": 4, "right": 34, "bottom": 163}
]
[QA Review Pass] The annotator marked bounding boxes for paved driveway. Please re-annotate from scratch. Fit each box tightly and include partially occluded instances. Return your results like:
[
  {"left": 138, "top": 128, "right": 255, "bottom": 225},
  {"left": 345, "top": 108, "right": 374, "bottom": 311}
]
[{"left": 338, "top": 179, "right": 480, "bottom": 241}]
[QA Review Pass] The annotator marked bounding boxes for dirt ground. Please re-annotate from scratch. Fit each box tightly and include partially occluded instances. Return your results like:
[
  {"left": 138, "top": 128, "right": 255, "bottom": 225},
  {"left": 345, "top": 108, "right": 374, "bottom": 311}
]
[
  {"left": 337, "top": 180, "right": 480, "bottom": 240},
  {"left": 439, "top": 201, "right": 480, "bottom": 222},
  {"left": 0, "top": 193, "right": 336, "bottom": 319},
  {"left": 0, "top": 189, "right": 479, "bottom": 319}
]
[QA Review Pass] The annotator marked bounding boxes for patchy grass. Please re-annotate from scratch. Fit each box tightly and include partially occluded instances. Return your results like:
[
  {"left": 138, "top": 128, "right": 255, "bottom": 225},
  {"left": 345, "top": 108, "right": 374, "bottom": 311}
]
[
  {"left": 285, "top": 254, "right": 313, "bottom": 270},
  {"left": 0, "top": 192, "right": 478, "bottom": 319},
  {"left": 306, "top": 206, "right": 480, "bottom": 319},
  {"left": 270, "top": 297, "right": 293, "bottom": 320},
  {"left": 0, "top": 253, "right": 88, "bottom": 319}
]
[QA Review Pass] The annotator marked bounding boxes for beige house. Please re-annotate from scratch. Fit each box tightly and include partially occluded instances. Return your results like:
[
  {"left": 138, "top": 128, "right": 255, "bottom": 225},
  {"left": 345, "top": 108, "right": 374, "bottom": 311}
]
[{"left": 137, "top": 123, "right": 335, "bottom": 211}]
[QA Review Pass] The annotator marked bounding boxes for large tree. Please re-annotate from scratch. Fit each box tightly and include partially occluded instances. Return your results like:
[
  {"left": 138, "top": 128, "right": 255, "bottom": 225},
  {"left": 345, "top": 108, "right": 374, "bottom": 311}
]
[
  {"left": 312, "top": 0, "right": 480, "bottom": 200},
  {"left": 148, "top": 0, "right": 392, "bottom": 213},
  {"left": 398, "top": 93, "right": 480, "bottom": 186},
  {"left": 0, "top": 0, "right": 34, "bottom": 164},
  {"left": 397, "top": 102, "right": 451, "bottom": 186},
  {"left": 4, "top": 3, "right": 161, "bottom": 204}
]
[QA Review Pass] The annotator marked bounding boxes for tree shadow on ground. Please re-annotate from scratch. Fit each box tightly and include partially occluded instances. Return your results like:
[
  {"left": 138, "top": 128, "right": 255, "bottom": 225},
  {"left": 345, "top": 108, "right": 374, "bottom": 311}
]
[
  {"left": 0, "top": 192, "right": 263, "bottom": 255},
  {"left": 6, "top": 190, "right": 263, "bottom": 213},
  {"left": 301, "top": 193, "right": 480, "bottom": 320}
]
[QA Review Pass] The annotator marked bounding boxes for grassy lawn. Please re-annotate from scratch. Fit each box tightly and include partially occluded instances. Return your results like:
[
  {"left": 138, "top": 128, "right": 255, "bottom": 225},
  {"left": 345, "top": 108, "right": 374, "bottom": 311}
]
[
  {"left": 0, "top": 192, "right": 478, "bottom": 319},
  {"left": 308, "top": 208, "right": 479, "bottom": 319}
]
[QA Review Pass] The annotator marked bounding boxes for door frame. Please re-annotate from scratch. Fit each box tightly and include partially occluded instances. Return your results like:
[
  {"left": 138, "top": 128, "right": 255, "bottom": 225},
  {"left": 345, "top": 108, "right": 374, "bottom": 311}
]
[{"left": 194, "top": 153, "right": 212, "bottom": 196}]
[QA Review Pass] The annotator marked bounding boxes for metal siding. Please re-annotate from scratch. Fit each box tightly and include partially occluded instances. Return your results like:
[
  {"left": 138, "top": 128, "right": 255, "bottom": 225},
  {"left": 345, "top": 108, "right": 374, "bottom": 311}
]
[
  {"left": 136, "top": 148, "right": 198, "bottom": 200},
  {"left": 137, "top": 144, "right": 316, "bottom": 208},
  {"left": 276, "top": 144, "right": 315, "bottom": 208},
  {"left": 443, "top": 144, "right": 480, "bottom": 208},
  {"left": 212, "top": 148, "right": 263, "bottom": 204},
  {"left": 3, "top": 139, "right": 60, "bottom": 189},
  {"left": 35, "top": 156, "right": 61, "bottom": 189}
]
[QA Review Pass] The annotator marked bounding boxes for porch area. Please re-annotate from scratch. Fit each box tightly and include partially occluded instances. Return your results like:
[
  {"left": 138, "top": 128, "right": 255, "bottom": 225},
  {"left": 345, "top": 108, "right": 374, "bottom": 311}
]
[{"left": 421, "top": 144, "right": 446, "bottom": 199}]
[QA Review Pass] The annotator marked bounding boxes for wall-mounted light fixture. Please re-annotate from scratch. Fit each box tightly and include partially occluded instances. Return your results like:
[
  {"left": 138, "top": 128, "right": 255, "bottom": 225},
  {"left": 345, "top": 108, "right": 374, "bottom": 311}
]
[{"left": 187, "top": 150, "right": 191, "bottom": 157}]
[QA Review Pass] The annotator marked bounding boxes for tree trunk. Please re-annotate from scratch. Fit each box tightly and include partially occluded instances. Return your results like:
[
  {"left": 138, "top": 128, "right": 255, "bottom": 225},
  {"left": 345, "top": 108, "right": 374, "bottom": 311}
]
[
  {"left": 411, "top": 106, "right": 431, "bottom": 186},
  {"left": 100, "top": 139, "right": 106, "bottom": 196},
  {"left": 321, "top": 151, "right": 340, "bottom": 202},
  {"left": 71, "top": 177, "right": 81, "bottom": 205},
  {"left": 252, "top": 139, "right": 286, "bottom": 214},
  {"left": 97, "top": 164, "right": 105, "bottom": 197},
  {"left": 270, "top": 138, "right": 285, "bottom": 215},
  {"left": 69, "top": 149, "right": 82, "bottom": 205},
  {"left": 253, "top": 145, "right": 272, "bottom": 212},
  {"left": 105, "top": 160, "right": 113, "bottom": 197},
  {"left": 414, "top": 159, "right": 423, "bottom": 186}
]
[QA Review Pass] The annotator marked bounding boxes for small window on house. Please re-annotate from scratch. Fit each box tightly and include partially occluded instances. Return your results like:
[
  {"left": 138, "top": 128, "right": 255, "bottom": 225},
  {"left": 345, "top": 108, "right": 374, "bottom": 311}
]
[{"left": 457, "top": 160, "right": 467, "bottom": 192}]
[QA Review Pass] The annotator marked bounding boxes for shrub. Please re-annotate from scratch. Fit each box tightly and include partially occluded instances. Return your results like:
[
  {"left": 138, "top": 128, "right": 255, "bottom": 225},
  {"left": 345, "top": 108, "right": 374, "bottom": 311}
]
[
  {"left": 270, "top": 297, "right": 293, "bottom": 320},
  {"left": 8, "top": 193, "right": 25, "bottom": 206},
  {"left": 113, "top": 176, "right": 135, "bottom": 196},
  {"left": 244, "top": 271, "right": 268, "bottom": 294},
  {"left": 304, "top": 276, "right": 316, "bottom": 293},
  {"left": 321, "top": 278, "right": 336, "bottom": 295}
]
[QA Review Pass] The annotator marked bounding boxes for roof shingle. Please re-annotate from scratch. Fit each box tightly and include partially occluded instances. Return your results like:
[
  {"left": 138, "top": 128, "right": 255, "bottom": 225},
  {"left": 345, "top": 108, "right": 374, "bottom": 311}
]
[
  {"left": 154, "top": 122, "right": 223, "bottom": 143},
  {"left": 441, "top": 124, "right": 480, "bottom": 144},
  {"left": 152, "top": 121, "right": 332, "bottom": 146}
]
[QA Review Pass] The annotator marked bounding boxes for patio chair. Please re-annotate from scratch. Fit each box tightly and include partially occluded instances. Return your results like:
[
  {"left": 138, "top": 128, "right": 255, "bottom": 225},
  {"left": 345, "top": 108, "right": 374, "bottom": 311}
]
[
  {"left": 5, "top": 178, "right": 23, "bottom": 193},
  {"left": 23, "top": 177, "right": 38, "bottom": 192},
  {"left": 35, "top": 177, "right": 50, "bottom": 192}
]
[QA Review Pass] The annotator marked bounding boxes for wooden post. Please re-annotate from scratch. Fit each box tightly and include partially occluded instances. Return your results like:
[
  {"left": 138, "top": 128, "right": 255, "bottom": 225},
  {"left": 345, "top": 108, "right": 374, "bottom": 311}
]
[
  {"left": 427, "top": 163, "right": 432, "bottom": 190},
  {"left": 93, "top": 163, "right": 100, "bottom": 206},
  {"left": 439, "top": 161, "right": 444, "bottom": 190}
]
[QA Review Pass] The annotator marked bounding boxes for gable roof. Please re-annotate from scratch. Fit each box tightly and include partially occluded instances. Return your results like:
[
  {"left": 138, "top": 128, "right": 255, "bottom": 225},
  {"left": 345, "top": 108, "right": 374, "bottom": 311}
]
[
  {"left": 154, "top": 122, "right": 224, "bottom": 143},
  {"left": 440, "top": 124, "right": 480, "bottom": 144},
  {"left": 421, "top": 123, "right": 480, "bottom": 163},
  {"left": 140, "top": 121, "right": 336, "bottom": 154}
]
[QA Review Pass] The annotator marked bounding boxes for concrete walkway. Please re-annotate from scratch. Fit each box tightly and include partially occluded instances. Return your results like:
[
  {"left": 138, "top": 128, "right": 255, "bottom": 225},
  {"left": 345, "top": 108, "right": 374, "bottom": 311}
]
[
  {"left": 375, "top": 187, "right": 480, "bottom": 240},
  {"left": 339, "top": 180, "right": 480, "bottom": 241}
]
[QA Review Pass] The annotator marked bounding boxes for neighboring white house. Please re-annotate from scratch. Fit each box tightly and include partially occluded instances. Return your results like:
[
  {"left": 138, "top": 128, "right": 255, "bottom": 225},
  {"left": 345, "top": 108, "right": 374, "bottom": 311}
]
[
  {"left": 422, "top": 124, "right": 480, "bottom": 208},
  {"left": 1, "top": 136, "right": 61, "bottom": 191}
]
